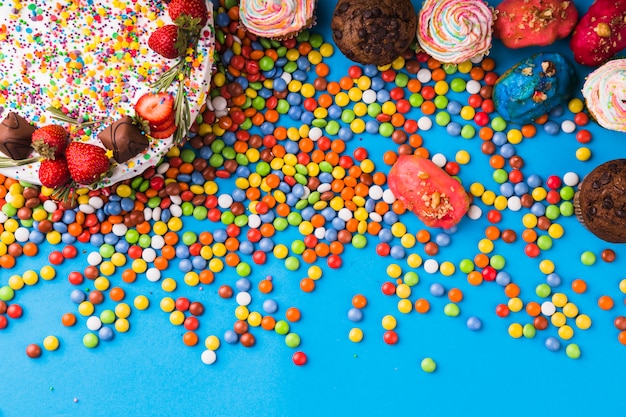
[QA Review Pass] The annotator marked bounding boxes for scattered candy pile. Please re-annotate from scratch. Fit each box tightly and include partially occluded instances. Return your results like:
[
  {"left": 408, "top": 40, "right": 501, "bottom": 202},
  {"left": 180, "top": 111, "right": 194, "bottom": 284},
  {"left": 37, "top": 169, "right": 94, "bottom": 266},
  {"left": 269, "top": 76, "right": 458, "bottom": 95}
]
[{"left": 2, "top": 0, "right": 626, "bottom": 368}]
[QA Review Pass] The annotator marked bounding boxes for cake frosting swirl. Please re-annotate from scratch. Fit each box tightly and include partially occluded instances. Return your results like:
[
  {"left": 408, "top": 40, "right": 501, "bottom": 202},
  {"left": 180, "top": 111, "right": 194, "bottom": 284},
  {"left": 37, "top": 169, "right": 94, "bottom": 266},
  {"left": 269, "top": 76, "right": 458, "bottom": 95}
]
[
  {"left": 0, "top": 0, "right": 215, "bottom": 188},
  {"left": 239, "top": 0, "right": 316, "bottom": 39},
  {"left": 417, "top": 0, "right": 494, "bottom": 64},
  {"left": 582, "top": 59, "right": 626, "bottom": 132}
]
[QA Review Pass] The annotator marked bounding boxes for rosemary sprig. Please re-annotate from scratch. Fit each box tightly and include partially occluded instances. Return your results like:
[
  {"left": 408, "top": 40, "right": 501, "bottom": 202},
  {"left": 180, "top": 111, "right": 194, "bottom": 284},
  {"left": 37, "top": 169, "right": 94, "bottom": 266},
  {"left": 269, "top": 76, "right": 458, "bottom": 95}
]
[
  {"left": 51, "top": 181, "right": 78, "bottom": 207},
  {"left": 150, "top": 35, "right": 199, "bottom": 145},
  {"left": 47, "top": 106, "right": 111, "bottom": 128},
  {"left": 0, "top": 156, "right": 39, "bottom": 168}
]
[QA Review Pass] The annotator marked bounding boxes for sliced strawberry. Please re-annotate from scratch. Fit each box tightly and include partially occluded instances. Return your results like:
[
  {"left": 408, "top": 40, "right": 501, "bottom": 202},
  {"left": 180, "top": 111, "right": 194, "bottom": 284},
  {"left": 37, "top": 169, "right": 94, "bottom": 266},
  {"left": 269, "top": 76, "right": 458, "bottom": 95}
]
[
  {"left": 150, "top": 113, "right": 176, "bottom": 132},
  {"left": 387, "top": 155, "right": 471, "bottom": 229},
  {"left": 149, "top": 123, "right": 178, "bottom": 139},
  {"left": 134, "top": 92, "right": 175, "bottom": 125}
]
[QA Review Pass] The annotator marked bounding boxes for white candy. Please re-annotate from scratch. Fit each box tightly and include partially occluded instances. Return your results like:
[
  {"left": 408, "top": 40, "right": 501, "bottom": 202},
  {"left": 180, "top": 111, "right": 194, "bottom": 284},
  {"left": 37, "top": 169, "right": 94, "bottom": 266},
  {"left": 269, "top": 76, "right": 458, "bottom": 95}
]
[
  {"left": 217, "top": 194, "right": 233, "bottom": 209},
  {"left": 368, "top": 185, "right": 383, "bottom": 200},
  {"left": 86, "top": 316, "right": 102, "bottom": 331},
  {"left": 151, "top": 207, "right": 162, "bottom": 222},
  {"left": 418, "top": 116, "right": 433, "bottom": 131},
  {"left": 317, "top": 183, "right": 331, "bottom": 193},
  {"left": 362, "top": 89, "right": 377, "bottom": 104},
  {"left": 338, "top": 208, "right": 353, "bottom": 221},
  {"left": 423, "top": 259, "right": 439, "bottom": 274},
  {"left": 212, "top": 96, "right": 228, "bottom": 111},
  {"left": 431, "top": 153, "right": 447, "bottom": 168},
  {"left": 314, "top": 227, "right": 326, "bottom": 239},
  {"left": 142, "top": 248, "right": 157, "bottom": 263},
  {"left": 157, "top": 163, "right": 169, "bottom": 175},
  {"left": 417, "top": 68, "right": 432, "bottom": 83},
  {"left": 236, "top": 291, "right": 251, "bottom": 306},
  {"left": 563, "top": 172, "right": 579, "bottom": 187},
  {"left": 247, "top": 214, "right": 261, "bottom": 229},
  {"left": 146, "top": 267, "right": 161, "bottom": 282},
  {"left": 541, "top": 301, "right": 556, "bottom": 316},
  {"left": 467, "top": 205, "right": 482, "bottom": 220},
  {"left": 369, "top": 212, "right": 382, "bottom": 223},
  {"left": 507, "top": 196, "right": 522, "bottom": 211},
  {"left": 382, "top": 188, "right": 396, "bottom": 204},
  {"left": 78, "top": 204, "right": 96, "bottom": 214},
  {"left": 201, "top": 349, "right": 217, "bottom": 365},
  {"left": 14, "top": 227, "right": 30, "bottom": 242},
  {"left": 561, "top": 120, "right": 576, "bottom": 134},
  {"left": 308, "top": 127, "right": 323, "bottom": 141},
  {"left": 88, "top": 196, "right": 104, "bottom": 209},
  {"left": 87, "top": 252, "right": 103, "bottom": 266},
  {"left": 151, "top": 235, "right": 165, "bottom": 250},
  {"left": 43, "top": 200, "right": 57, "bottom": 213},
  {"left": 111, "top": 223, "right": 128, "bottom": 237},
  {"left": 169, "top": 204, "right": 183, "bottom": 218},
  {"left": 466, "top": 79, "right": 481, "bottom": 95},
  {"left": 170, "top": 195, "right": 182, "bottom": 205}
]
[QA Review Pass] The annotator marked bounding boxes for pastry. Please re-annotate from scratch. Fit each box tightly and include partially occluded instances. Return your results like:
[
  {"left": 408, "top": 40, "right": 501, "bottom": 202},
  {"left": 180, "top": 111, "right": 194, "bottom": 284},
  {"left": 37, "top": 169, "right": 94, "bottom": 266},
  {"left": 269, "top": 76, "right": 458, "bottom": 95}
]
[
  {"left": 570, "top": 0, "right": 626, "bottom": 66},
  {"left": 582, "top": 59, "right": 626, "bottom": 132},
  {"left": 493, "top": 53, "right": 577, "bottom": 124},
  {"left": 331, "top": 0, "right": 417, "bottom": 66},
  {"left": 239, "top": 0, "right": 317, "bottom": 40},
  {"left": 387, "top": 155, "right": 471, "bottom": 229},
  {"left": 575, "top": 159, "right": 626, "bottom": 243},
  {"left": 416, "top": 0, "right": 494, "bottom": 64},
  {"left": 494, "top": 0, "right": 578, "bottom": 49}
]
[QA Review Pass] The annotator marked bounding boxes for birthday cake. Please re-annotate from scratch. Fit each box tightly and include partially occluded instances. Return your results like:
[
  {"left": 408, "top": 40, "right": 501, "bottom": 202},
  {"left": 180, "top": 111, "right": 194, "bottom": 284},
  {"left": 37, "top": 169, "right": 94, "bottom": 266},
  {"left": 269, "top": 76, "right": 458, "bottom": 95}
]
[{"left": 0, "top": 0, "right": 215, "bottom": 189}]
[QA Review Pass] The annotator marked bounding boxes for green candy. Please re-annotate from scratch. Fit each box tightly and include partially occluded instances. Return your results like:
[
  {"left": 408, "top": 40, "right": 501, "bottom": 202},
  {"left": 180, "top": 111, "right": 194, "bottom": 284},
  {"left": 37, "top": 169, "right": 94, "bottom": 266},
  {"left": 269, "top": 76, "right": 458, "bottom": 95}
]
[
  {"left": 409, "top": 93, "right": 424, "bottom": 107},
  {"left": 258, "top": 56, "right": 275, "bottom": 72},
  {"left": 284, "top": 332, "right": 301, "bottom": 348},
  {"left": 274, "top": 320, "right": 290, "bottom": 335},
  {"left": 287, "top": 212, "right": 302, "bottom": 226},
  {"left": 284, "top": 256, "right": 300, "bottom": 271},
  {"left": 291, "top": 240, "right": 306, "bottom": 255},
  {"left": 138, "top": 234, "right": 152, "bottom": 249},
  {"left": 220, "top": 211, "right": 235, "bottom": 225},
  {"left": 443, "top": 303, "right": 460, "bottom": 317},
  {"left": 182, "top": 231, "right": 197, "bottom": 245},
  {"left": 535, "top": 283, "right": 551, "bottom": 298},
  {"left": 181, "top": 202, "right": 194, "bottom": 216},
  {"left": 461, "top": 124, "right": 475, "bottom": 139},
  {"left": 234, "top": 214, "right": 249, "bottom": 227},
  {"left": 394, "top": 73, "right": 409, "bottom": 88},
  {"left": 435, "top": 111, "right": 451, "bottom": 126},
  {"left": 180, "top": 149, "right": 196, "bottom": 163},
  {"left": 256, "top": 161, "right": 271, "bottom": 176},
  {"left": 523, "top": 324, "right": 536, "bottom": 339},
  {"left": 273, "top": 217, "right": 288, "bottom": 231},
  {"left": 459, "top": 259, "right": 474, "bottom": 273},
  {"left": 566, "top": 343, "right": 581, "bottom": 359},
  {"left": 100, "top": 309, "right": 116, "bottom": 324},
  {"left": 193, "top": 206, "right": 208, "bottom": 221},
  {"left": 236, "top": 262, "right": 251, "bottom": 277},
  {"left": 0, "top": 286, "right": 15, "bottom": 301},
  {"left": 276, "top": 99, "right": 290, "bottom": 114},
  {"left": 83, "top": 333, "right": 99, "bottom": 349},
  {"left": 378, "top": 122, "right": 394, "bottom": 137},
  {"left": 308, "top": 33, "right": 324, "bottom": 48},
  {"left": 403, "top": 271, "right": 419, "bottom": 286},
  {"left": 421, "top": 357, "right": 437, "bottom": 373},
  {"left": 99, "top": 244, "right": 115, "bottom": 259},
  {"left": 351, "top": 234, "right": 367, "bottom": 249}
]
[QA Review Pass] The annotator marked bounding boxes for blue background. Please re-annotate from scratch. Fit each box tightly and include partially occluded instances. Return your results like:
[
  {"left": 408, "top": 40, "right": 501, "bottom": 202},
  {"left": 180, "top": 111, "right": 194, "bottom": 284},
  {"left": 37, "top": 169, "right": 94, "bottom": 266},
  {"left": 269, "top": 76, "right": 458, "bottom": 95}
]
[{"left": 2, "top": 0, "right": 626, "bottom": 416}]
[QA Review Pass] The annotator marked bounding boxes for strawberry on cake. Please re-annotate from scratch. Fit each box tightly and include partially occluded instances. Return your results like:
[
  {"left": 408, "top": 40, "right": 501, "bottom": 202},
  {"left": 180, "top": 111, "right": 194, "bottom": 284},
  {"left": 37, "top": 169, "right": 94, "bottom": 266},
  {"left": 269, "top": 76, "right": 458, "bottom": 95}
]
[{"left": 0, "top": 0, "right": 215, "bottom": 191}]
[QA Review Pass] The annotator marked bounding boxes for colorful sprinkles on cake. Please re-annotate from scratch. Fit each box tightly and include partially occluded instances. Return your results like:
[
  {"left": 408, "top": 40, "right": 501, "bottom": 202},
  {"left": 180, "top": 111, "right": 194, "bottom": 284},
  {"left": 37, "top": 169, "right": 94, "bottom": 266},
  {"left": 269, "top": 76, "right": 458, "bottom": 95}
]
[{"left": 2, "top": 0, "right": 626, "bottom": 377}]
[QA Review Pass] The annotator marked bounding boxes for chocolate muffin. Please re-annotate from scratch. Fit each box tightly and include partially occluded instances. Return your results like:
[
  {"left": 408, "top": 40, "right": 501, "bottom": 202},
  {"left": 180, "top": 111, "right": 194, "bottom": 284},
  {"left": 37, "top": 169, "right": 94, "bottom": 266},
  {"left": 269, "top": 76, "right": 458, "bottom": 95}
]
[
  {"left": 575, "top": 159, "right": 626, "bottom": 243},
  {"left": 331, "top": 0, "right": 417, "bottom": 66}
]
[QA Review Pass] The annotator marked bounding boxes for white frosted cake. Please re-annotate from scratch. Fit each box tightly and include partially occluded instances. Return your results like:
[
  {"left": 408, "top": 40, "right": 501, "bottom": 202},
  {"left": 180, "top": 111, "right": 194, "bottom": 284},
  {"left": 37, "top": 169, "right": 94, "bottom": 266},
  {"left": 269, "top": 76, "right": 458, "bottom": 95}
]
[{"left": 0, "top": 0, "right": 215, "bottom": 188}]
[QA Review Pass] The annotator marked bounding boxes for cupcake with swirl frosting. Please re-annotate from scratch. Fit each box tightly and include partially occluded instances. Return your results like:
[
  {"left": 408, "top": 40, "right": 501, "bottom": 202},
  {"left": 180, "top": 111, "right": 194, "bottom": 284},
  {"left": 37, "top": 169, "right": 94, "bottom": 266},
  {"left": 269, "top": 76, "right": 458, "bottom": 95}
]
[
  {"left": 417, "top": 0, "right": 495, "bottom": 64},
  {"left": 239, "top": 0, "right": 316, "bottom": 40},
  {"left": 582, "top": 59, "right": 626, "bottom": 132}
]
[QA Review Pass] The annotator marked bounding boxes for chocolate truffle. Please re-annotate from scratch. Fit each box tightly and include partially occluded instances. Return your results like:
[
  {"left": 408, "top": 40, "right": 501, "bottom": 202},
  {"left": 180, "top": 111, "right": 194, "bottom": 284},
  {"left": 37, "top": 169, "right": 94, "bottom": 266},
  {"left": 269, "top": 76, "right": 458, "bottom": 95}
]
[
  {"left": 97, "top": 116, "right": 149, "bottom": 163},
  {"left": 575, "top": 159, "right": 626, "bottom": 243},
  {"left": 331, "top": 0, "right": 417, "bottom": 66},
  {"left": 0, "top": 112, "right": 35, "bottom": 160}
]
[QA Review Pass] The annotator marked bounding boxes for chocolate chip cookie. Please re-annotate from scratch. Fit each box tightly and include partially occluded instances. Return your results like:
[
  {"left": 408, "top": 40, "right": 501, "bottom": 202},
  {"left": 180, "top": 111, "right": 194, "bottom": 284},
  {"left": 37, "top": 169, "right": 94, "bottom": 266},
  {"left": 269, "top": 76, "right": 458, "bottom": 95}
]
[
  {"left": 331, "top": 0, "right": 417, "bottom": 66},
  {"left": 575, "top": 159, "right": 626, "bottom": 243}
]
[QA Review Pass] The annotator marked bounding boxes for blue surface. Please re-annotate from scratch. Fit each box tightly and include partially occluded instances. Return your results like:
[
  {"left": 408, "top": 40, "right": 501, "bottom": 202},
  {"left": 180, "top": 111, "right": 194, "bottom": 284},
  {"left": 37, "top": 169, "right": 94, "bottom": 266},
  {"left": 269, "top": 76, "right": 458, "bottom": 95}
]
[{"left": 2, "top": 0, "right": 626, "bottom": 416}]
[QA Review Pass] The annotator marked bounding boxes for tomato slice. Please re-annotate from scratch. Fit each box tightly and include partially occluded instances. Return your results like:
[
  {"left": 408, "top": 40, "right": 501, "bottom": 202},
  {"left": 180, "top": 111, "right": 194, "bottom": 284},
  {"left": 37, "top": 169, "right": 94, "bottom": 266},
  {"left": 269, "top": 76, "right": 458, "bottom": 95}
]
[{"left": 387, "top": 155, "right": 471, "bottom": 229}]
